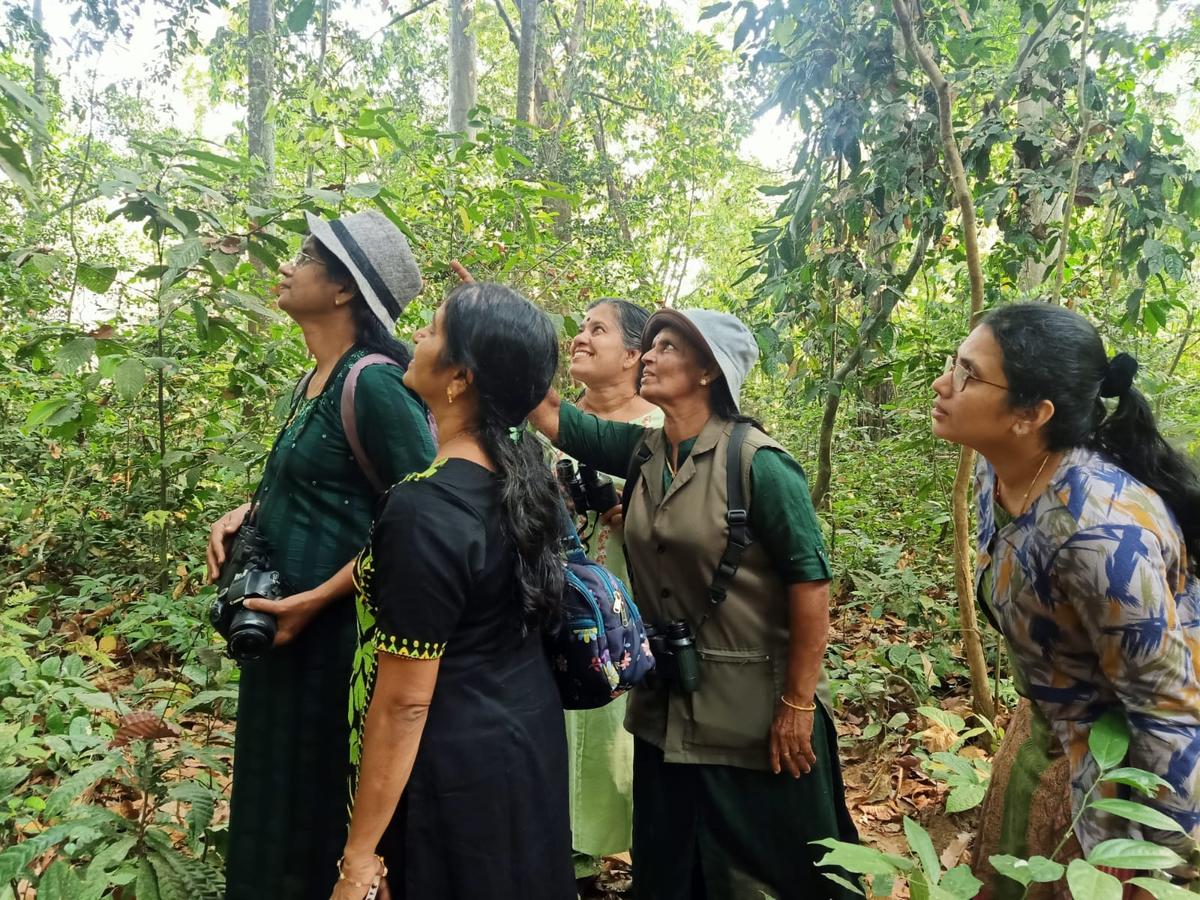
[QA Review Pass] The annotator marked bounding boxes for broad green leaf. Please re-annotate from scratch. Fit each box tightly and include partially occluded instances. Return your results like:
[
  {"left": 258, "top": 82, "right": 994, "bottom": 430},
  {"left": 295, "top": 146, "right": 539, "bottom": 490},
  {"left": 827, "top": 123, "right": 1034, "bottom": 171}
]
[
  {"left": 1128, "top": 877, "right": 1200, "bottom": 899},
  {"left": 904, "top": 816, "right": 941, "bottom": 884},
  {"left": 940, "top": 865, "right": 983, "bottom": 898},
  {"left": 917, "top": 706, "right": 967, "bottom": 733},
  {"left": 86, "top": 835, "right": 136, "bottom": 876},
  {"left": 1089, "top": 799, "right": 1184, "bottom": 833},
  {"left": 26, "top": 397, "right": 74, "bottom": 429},
  {"left": 137, "top": 858, "right": 162, "bottom": 900},
  {"left": 166, "top": 237, "right": 204, "bottom": 270},
  {"left": 76, "top": 263, "right": 118, "bottom": 293},
  {"left": 989, "top": 854, "right": 1065, "bottom": 886},
  {"left": 820, "top": 872, "right": 864, "bottom": 896},
  {"left": 812, "top": 838, "right": 906, "bottom": 876},
  {"left": 346, "top": 181, "right": 382, "bottom": 199},
  {"left": 46, "top": 756, "right": 121, "bottom": 816},
  {"left": 0, "top": 136, "right": 36, "bottom": 198},
  {"left": 56, "top": 337, "right": 96, "bottom": 373},
  {"left": 1066, "top": 859, "right": 1123, "bottom": 900},
  {"left": 305, "top": 187, "right": 343, "bottom": 204},
  {"left": 1086, "top": 839, "right": 1186, "bottom": 870},
  {"left": 946, "top": 781, "right": 987, "bottom": 813},
  {"left": 1088, "top": 711, "right": 1130, "bottom": 770},
  {"left": 114, "top": 358, "right": 147, "bottom": 400},
  {"left": 0, "top": 767, "right": 30, "bottom": 796},
  {"left": 1101, "top": 767, "right": 1173, "bottom": 797}
]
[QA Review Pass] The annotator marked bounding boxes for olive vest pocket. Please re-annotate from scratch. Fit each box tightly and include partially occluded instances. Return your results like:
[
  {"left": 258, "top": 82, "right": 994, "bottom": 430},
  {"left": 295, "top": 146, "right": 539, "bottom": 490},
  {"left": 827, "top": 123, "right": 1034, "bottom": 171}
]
[{"left": 686, "top": 648, "right": 780, "bottom": 751}]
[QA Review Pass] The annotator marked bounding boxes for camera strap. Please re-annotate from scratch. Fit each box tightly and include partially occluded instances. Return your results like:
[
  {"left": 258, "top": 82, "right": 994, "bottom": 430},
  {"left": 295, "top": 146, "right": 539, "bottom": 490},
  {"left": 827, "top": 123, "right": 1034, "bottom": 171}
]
[{"left": 621, "top": 421, "right": 753, "bottom": 610}]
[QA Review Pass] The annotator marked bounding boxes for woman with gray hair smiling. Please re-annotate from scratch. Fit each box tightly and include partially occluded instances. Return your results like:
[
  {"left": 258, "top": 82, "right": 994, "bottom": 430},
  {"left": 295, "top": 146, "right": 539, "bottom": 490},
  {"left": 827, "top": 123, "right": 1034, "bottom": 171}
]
[
  {"left": 560, "top": 297, "right": 660, "bottom": 885},
  {"left": 205, "top": 209, "right": 436, "bottom": 900},
  {"left": 530, "top": 307, "right": 857, "bottom": 900}
]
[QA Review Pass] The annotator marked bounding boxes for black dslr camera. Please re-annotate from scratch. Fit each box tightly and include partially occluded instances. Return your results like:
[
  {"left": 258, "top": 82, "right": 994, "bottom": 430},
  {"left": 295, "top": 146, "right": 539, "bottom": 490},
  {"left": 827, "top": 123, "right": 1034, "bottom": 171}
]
[
  {"left": 556, "top": 460, "right": 619, "bottom": 516},
  {"left": 644, "top": 621, "right": 701, "bottom": 693},
  {"left": 209, "top": 522, "right": 286, "bottom": 662}
]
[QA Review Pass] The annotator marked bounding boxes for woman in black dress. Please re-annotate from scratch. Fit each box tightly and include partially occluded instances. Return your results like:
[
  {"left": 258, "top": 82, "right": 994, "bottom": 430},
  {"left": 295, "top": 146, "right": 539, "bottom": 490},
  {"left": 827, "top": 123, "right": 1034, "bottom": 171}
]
[{"left": 330, "top": 282, "right": 575, "bottom": 900}]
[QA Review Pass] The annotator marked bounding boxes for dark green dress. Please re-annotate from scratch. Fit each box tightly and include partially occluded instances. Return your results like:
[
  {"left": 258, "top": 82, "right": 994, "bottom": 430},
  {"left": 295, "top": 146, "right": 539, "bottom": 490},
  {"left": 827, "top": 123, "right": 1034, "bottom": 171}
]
[{"left": 225, "top": 347, "right": 435, "bottom": 900}]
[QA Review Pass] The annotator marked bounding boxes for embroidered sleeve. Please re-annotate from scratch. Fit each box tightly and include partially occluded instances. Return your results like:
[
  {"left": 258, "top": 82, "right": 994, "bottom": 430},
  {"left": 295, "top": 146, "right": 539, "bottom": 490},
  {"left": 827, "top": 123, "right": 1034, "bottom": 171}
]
[{"left": 365, "top": 475, "right": 478, "bottom": 662}]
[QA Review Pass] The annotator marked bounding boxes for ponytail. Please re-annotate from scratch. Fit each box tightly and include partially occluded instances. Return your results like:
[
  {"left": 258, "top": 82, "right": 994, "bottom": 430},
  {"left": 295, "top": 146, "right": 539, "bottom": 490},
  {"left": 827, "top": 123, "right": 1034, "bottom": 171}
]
[
  {"left": 1090, "top": 386, "right": 1200, "bottom": 574},
  {"left": 477, "top": 418, "right": 564, "bottom": 632}
]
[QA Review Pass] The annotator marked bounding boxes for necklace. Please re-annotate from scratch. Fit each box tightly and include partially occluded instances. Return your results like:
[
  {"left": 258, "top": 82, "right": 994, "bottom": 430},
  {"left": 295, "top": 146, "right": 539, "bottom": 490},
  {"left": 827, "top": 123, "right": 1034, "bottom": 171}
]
[{"left": 1016, "top": 453, "right": 1053, "bottom": 515}]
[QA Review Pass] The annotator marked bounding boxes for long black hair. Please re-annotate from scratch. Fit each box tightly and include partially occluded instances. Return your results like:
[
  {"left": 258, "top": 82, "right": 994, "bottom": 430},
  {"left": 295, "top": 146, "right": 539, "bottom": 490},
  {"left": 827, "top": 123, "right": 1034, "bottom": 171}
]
[
  {"left": 983, "top": 302, "right": 1200, "bottom": 572},
  {"left": 440, "top": 282, "right": 564, "bottom": 629},
  {"left": 310, "top": 237, "right": 412, "bottom": 368}
]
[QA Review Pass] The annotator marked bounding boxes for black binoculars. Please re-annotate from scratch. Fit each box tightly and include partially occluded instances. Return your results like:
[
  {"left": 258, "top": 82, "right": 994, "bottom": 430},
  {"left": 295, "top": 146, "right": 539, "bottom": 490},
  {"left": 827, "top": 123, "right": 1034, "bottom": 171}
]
[
  {"left": 644, "top": 620, "right": 701, "bottom": 693},
  {"left": 556, "top": 459, "right": 619, "bottom": 516}
]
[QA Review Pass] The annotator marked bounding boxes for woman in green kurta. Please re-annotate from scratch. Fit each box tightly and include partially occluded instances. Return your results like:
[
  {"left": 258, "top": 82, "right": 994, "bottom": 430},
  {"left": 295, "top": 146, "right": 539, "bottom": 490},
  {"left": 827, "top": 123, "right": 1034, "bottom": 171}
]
[
  {"left": 531, "top": 308, "right": 857, "bottom": 900},
  {"left": 205, "top": 211, "right": 435, "bottom": 900},
  {"left": 559, "top": 298, "right": 661, "bottom": 882}
]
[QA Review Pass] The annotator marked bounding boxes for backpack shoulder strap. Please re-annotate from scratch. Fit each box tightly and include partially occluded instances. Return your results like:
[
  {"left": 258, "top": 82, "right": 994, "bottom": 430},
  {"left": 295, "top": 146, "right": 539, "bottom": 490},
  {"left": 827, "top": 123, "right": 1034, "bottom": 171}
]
[
  {"left": 708, "top": 421, "right": 753, "bottom": 606},
  {"left": 341, "top": 353, "right": 402, "bottom": 494},
  {"left": 620, "top": 441, "right": 655, "bottom": 515}
]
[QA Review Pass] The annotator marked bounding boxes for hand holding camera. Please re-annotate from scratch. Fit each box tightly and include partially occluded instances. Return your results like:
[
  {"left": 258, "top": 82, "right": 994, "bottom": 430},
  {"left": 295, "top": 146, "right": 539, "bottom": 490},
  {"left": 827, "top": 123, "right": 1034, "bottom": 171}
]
[
  {"left": 209, "top": 520, "right": 288, "bottom": 661},
  {"left": 206, "top": 501, "right": 251, "bottom": 583}
]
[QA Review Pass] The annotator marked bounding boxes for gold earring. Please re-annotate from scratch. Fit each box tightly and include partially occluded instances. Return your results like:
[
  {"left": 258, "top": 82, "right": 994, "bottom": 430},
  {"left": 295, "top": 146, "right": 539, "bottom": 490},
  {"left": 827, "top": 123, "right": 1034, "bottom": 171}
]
[
  {"left": 700, "top": 377, "right": 709, "bottom": 386},
  {"left": 447, "top": 387, "right": 455, "bottom": 405}
]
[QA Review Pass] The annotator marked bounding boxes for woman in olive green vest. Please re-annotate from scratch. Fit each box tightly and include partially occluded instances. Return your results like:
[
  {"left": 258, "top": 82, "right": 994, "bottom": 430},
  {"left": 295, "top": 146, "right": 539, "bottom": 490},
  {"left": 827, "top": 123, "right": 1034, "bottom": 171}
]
[
  {"left": 205, "top": 211, "right": 436, "bottom": 900},
  {"left": 530, "top": 308, "right": 857, "bottom": 900},
  {"left": 559, "top": 298, "right": 662, "bottom": 884}
]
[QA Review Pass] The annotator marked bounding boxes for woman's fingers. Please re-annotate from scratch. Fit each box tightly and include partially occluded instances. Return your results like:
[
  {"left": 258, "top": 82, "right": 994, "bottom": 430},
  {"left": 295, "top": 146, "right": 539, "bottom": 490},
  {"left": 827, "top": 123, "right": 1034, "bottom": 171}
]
[{"left": 449, "top": 260, "right": 474, "bottom": 283}]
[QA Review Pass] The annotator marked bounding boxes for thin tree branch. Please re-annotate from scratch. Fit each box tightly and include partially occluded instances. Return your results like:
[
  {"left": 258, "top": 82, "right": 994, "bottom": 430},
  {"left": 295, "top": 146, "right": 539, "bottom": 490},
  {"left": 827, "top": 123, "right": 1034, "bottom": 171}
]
[
  {"left": 583, "top": 90, "right": 650, "bottom": 114},
  {"left": 493, "top": 0, "right": 521, "bottom": 49},
  {"left": 810, "top": 229, "right": 931, "bottom": 508}
]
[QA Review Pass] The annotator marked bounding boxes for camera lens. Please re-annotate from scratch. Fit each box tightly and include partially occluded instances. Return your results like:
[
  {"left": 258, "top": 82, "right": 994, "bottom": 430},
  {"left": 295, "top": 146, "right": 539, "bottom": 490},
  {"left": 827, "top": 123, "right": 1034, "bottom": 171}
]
[{"left": 228, "top": 626, "right": 273, "bottom": 661}]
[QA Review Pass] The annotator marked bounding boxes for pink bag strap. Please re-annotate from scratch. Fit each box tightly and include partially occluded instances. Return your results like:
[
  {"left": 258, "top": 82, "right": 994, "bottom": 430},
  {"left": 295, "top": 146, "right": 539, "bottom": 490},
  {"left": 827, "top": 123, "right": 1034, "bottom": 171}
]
[{"left": 341, "top": 353, "right": 400, "bottom": 494}]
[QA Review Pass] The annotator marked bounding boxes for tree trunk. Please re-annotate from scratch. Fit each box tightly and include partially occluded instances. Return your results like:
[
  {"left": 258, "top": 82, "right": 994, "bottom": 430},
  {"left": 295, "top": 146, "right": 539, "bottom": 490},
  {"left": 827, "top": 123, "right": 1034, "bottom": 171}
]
[
  {"left": 515, "top": 0, "right": 539, "bottom": 126},
  {"left": 1049, "top": 0, "right": 1093, "bottom": 306},
  {"left": 589, "top": 99, "right": 632, "bottom": 244},
  {"left": 812, "top": 231, "right": 930, "bottom": 508},
  {"left": 449, "top": 0, "right": 478, "bottom": 142},
  {"left": 894, "top": 0, "right": 996, "bottom": 722},
  {"left": 247, "top": 0, "right": 276, "bottom": 200},
  {"left": 1014, "top": 96, "right": 1065, "bottom": 295},
  {"left": 305, "top": 0, "right": 332, "bottom": 188},
  {"left": 30, "top": 0, "right": 47, "bottom": 184}
]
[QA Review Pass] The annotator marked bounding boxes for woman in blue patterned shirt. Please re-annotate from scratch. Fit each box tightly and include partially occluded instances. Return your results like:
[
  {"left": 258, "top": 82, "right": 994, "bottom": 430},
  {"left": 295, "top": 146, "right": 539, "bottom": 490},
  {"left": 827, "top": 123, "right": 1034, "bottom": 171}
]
[{"left": 931, "top": 303, "right": 1200, "bottom": 898}]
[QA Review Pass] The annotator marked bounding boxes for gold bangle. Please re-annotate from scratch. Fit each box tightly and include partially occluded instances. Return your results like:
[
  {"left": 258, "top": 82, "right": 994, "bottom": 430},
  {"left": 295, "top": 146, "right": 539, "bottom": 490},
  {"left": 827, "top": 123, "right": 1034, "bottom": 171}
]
[
  {"left": 336, "top": 854, "right": 387, "bottom": 888},
  {"left": 780, "top": 695, "right": 816, "bottom": 712}
]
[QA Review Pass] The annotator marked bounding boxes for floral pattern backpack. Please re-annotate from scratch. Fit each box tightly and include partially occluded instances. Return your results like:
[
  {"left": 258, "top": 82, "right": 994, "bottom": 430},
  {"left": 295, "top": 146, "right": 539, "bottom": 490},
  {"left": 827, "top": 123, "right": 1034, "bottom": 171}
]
[{"left": 545, "top": 504, "right": 654, "bottom": 709}]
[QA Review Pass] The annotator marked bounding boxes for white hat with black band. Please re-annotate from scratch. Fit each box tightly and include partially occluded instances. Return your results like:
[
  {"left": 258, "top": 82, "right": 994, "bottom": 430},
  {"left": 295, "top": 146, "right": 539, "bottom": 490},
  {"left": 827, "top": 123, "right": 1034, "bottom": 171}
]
[{"left": 304, "top": 210, "right": 422, "bottom": 329}]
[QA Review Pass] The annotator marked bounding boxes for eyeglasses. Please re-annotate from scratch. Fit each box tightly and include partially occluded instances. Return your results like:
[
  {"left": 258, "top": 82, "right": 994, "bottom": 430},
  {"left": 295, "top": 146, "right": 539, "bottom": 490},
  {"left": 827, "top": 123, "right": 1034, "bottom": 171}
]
[
  {"left": 293, "top": 249, "right": 325, "bottom": 268},
  {"left": 943, "top": 355, "right": 1007, "bottom": 393}
]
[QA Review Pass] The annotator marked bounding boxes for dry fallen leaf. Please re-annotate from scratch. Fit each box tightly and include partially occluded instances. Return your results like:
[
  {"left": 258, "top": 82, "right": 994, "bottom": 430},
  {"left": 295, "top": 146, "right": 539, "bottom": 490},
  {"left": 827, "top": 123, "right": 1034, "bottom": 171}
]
[
  {"left": 940, "top": 832, "right": 974, "bottom": 869},
  {"left": 111, "top": 711, "right": 181, "bottom": 747}
]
